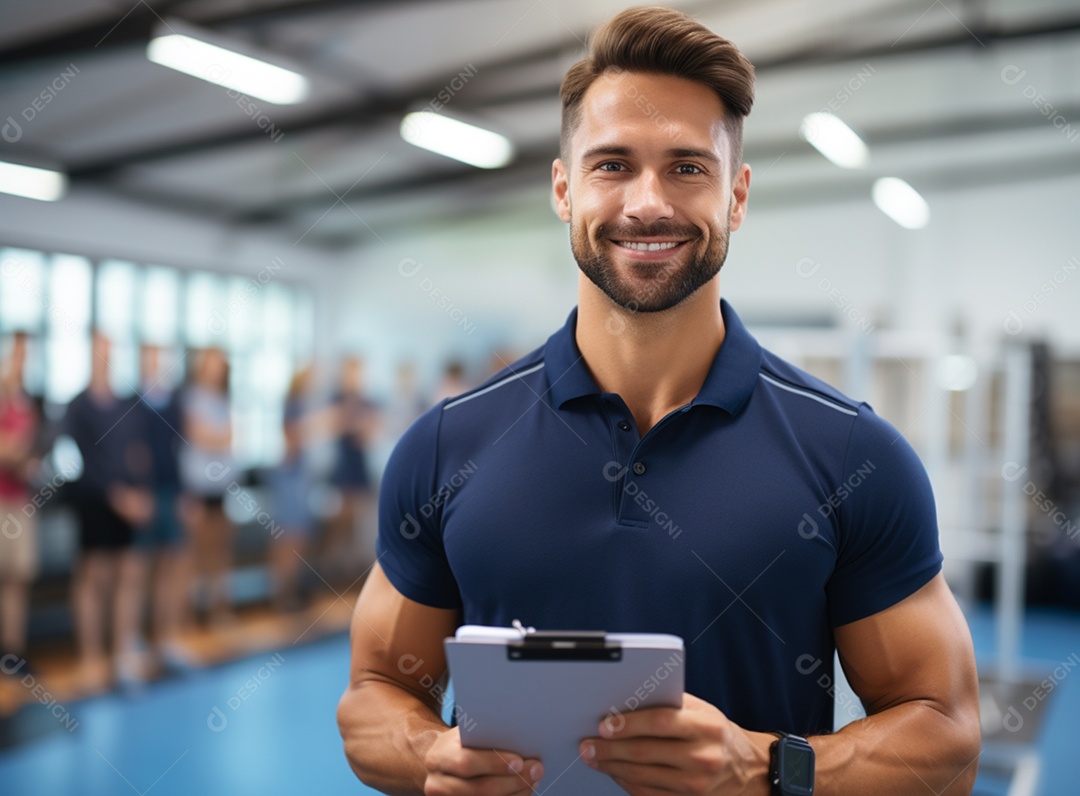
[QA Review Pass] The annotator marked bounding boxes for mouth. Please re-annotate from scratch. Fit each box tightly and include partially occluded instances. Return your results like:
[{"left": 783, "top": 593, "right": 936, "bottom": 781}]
[
  {"left": 610, "top": 239, "right": 691, "bottom": 260},
  {"left": 614, "top": 240, "right": 685, "bottom": 252}
]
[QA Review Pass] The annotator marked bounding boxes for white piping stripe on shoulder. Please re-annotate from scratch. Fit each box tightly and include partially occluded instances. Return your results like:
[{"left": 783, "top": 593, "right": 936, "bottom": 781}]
[
  {"left": 443, "top": 362, "right": 546, "bottom": 411},
  {"left": 758, "top": 372, "right": 858, "bottom": 417}
]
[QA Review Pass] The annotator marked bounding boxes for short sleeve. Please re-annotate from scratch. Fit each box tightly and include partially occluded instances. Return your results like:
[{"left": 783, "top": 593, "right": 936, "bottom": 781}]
[
  {"left": 375, "top": 405, "right": 462, "bottom": 609},
  {"left": 826, "top": 406, "right": 943, "bottom": 627}
]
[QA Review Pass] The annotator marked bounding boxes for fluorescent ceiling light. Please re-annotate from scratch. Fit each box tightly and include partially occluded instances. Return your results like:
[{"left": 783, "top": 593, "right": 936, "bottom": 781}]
[
  {"left": 799, "top": 112, "right": 868, "bottom": 169},
  {"left": 0, "top": 161, "right": 66, "bottom": 202},
  {"left": 147, "top": 30, "right": 309, "bottom": 105},
  {"left": 872, "top": 177, "right": 930, "bottom": 229},
  {"left": 400, "top": 112, "right": 514, "bottom": 169}
]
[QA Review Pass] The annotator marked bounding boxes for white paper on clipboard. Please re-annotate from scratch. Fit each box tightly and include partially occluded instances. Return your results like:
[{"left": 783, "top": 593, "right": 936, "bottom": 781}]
[{"left": 445, "top": 625, "right": 685, "bottom": 795}]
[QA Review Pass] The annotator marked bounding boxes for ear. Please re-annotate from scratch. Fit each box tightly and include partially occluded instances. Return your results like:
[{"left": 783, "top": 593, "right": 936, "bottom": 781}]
[
  {"left": 552, "top": 158, "right": 572, "bottom": 223},
  {"left": 728, "top": 162, "right": 751, "bottom": 232}
]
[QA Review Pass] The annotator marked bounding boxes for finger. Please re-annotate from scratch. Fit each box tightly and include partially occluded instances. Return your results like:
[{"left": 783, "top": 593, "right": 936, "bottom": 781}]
[
  {"left": 581, "top": 736, "right": 688, "bottom": 767},
  {"left": 427, "top": 745, "right": 536, "bottom": 780},
  {"left": 597, "top": 760, "right": 686, "bottom": 793},
  {"left": 599, "top": 706, "right": 689, "bottom": 740},
  {"left": 424, "top": 757, "right": 544, "bottom": 796},
  {"left": 424, "top": 771, "right": 538, "bottom": 796}
]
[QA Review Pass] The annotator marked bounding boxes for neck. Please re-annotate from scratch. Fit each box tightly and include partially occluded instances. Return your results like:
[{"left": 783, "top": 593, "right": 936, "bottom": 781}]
[
  {"left": 89, "top": 374, "right": 112, "bottom": 399},
  {"left": 575, "top": 276, "right": 725, "bottom": 435}
]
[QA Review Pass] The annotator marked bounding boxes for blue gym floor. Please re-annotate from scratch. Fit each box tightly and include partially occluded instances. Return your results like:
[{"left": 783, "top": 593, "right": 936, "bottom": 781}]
[{"left": 1, "top": 604, "right": 1077, "bottom": 795}]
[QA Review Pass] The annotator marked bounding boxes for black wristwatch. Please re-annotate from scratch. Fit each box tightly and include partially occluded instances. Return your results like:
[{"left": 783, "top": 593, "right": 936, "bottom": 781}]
[{"left": 769, "top": 732, "right": 815, "bottom": 796}]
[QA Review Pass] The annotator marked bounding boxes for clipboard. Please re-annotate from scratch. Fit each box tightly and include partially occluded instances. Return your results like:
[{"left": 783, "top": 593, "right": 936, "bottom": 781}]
[{"left": 444, "top": 623, "right": 685, "bottom": 795}]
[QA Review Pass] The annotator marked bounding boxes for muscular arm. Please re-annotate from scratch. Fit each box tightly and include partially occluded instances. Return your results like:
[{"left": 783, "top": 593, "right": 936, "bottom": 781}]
[
  {"left": 809, "top": 572, "right": 981, "bottom": 793},
  {"left": 337, "top": 563, "right": 460, "bottom": 794},
  {"left": 584, "top": 573, "right": 981, "bottom": 796},
  {"left": 337, "top": 564, "right": 543, "bottom": 795}
]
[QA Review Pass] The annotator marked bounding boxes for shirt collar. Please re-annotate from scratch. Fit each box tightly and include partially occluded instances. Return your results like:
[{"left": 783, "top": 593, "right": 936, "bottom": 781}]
[{"left": 544, "top": 298, "right": 762, "bottom": 415}]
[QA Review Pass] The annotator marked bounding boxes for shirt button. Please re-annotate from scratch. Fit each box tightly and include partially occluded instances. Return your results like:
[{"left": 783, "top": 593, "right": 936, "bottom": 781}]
[
  {"left": 632, "top": 461, "right": 646, "bottom": 476},
  {"left": 617, "top": 420, "right": 631, "bottom": 432}
]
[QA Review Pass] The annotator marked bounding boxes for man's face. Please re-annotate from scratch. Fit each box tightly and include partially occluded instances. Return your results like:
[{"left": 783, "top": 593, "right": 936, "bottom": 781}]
[{"left": 553, "top": 71, "right": 750, "bottom": 313}]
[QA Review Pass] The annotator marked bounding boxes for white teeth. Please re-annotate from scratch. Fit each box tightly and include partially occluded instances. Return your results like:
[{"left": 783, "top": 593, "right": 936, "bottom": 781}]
[{"left": 618, "top": 241, "right": 680, "bottom": 251}]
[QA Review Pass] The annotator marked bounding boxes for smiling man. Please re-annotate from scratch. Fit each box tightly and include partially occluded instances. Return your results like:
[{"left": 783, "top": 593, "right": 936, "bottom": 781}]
[{"left": 338, "top": 7, "right": 980, "bottom": 796}]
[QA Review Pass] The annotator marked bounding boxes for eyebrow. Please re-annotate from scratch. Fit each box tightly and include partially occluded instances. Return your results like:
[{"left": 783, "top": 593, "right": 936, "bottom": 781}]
[{"left": 579, "top": 145, "right": 721, "bottom": 164}]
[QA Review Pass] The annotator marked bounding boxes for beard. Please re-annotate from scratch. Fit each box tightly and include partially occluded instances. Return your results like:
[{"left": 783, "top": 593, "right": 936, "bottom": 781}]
[{"left": 570, "top": 218, "right": 730, "bottom": 313}]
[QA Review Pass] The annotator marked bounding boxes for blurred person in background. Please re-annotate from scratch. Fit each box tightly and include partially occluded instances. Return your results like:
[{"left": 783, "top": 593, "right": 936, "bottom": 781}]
[
  {"left": 324, "top": 356, "right": 379, "bottom": 588},
  {"left": 430, "top": 359, "right": 470, "bottom": 405},
  {"left": 268, "top": 366, "right": 315, "bottom": 613},
  {"left": 371, "top": 360, "right": 428, "bottom": 477},
  {"left": 64, "top": 332, "right": 153, "bottom": 691},
  {"left": 132, "top": 344, "right": 191, "bottom": 672},
  {"left": 0, "top": 332, "right": 41, "bottom": 673},
  {"left": 180, "top": 347, "right": 234, "bottom": 628}
]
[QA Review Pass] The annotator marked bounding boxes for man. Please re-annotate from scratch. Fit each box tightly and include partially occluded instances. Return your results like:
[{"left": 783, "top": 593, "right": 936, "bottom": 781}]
[
  {"left": 65, "top": 333, "right": 153, "bottom": 690},
  {"left": 131, "top": 344, "right": 191, "bottom": 672},
  {"left": 338, "top": 7, "right": 980, "bottom": 795}
]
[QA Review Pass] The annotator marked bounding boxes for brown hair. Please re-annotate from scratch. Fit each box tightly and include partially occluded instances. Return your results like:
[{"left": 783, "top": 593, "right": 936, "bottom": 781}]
[{"left": 560, "top": 6, "right": 755, "bottom": 174}]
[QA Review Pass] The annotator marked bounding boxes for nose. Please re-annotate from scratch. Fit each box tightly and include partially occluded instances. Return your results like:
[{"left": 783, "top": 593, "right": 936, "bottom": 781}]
[{"left": 622, "top": 170, "right": 673, "bottom": 225}]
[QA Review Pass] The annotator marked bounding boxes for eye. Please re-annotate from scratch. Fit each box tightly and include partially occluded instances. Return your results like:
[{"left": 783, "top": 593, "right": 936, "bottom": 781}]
[
  {"left": 598, "top": 162, "right": 625, "bottom": 172},
  {"left": 675, "top": 163, "right": 703, "bottom": 175}
]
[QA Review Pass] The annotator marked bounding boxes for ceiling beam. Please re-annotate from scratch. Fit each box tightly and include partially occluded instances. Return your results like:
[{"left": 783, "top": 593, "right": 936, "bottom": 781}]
[
  {"left": 65, "top": 9, "right": 1080, "bottom": 181},
  {"left": 0, "top": 0, "right": 402, "bottom": 67},
  {"left": 0, "top": 0, "right": 190, "bottom": 66}
]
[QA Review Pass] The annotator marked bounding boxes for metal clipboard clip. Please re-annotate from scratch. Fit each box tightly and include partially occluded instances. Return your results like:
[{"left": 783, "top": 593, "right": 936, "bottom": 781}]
[{"left": 508, "top": 619, "right": 622, "bottom": 661}]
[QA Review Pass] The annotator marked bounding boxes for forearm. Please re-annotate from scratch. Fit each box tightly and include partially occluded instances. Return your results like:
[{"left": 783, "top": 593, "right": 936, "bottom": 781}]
[
  {"left": 811, "top": 699, "right": 980, "bottom": 794},
  {"left": 337, "top": 678, "right": 449, "bottom": 795}
]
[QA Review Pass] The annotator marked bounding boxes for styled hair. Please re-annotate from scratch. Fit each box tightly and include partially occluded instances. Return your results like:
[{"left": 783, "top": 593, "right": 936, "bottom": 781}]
[{"left": 560, "top": 6, "right": 755, "bottom": 174}]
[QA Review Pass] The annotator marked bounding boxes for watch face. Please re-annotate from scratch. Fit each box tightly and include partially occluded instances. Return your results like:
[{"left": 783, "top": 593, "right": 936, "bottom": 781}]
[
  {"left": 782, "top": 748, "right": 812, "bottom": 787},
  {"left": 778, "top": 741, "right": 815, "bottom": 796}
]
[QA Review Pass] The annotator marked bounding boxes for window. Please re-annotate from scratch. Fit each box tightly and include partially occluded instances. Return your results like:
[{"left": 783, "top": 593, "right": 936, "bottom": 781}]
[
  {"left": 0, "top": 248, "right": 314, "bottom": 468},
  {"left": 45, "top": 254, "right": 92, "bottom": 405}
]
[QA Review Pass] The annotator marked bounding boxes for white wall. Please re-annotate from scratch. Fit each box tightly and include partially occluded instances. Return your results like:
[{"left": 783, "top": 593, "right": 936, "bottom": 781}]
[
  {"left": 727, "top": 171, "right": 1080, "bottom": 351},
  {"left": 334, "top": 195, "right": 578, "bottom": 396}
]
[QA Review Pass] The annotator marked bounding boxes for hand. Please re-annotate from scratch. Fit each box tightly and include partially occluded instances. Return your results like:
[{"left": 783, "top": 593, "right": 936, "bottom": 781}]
[
  {"left": 579, "top": 692, "right": 771, "bottom": 796},
  {"left": 424, "top": 726, "right": 544, "bottom": 796},
  {"left": 108, "top": 485, "right": 155, "bottom": 527}
]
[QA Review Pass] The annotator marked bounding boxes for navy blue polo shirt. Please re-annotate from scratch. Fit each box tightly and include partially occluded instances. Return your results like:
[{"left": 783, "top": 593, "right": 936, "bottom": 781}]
[{"left": 377, "top": 299, "right": 942, "bottom": 735}]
